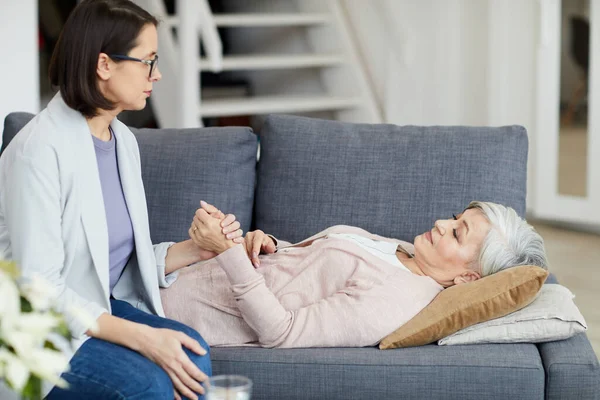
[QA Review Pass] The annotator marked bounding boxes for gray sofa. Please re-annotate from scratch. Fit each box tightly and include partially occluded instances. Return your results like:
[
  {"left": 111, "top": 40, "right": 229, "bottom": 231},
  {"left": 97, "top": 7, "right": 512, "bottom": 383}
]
[{"left": 2, "top": 113, "right": 600, "bottom": 399}]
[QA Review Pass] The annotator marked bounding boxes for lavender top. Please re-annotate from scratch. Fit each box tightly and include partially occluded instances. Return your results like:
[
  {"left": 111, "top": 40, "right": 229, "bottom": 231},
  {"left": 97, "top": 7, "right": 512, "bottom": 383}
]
[{"left": 92, "top": 131, "right": 135, "bottom": 293}]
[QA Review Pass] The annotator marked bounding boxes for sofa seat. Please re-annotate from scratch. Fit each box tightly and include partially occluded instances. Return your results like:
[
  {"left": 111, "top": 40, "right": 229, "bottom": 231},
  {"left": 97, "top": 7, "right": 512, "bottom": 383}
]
[{"left": 213, "top": 344, "right": 545, "bottom": 399}]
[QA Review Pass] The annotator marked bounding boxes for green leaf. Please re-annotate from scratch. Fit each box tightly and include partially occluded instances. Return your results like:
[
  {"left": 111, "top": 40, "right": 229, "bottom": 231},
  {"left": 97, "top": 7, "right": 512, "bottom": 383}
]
[
  {"left": 54, "top": 320, "right": 71, "bottom": 339},
  {"left": 20, "top": 296, "right": 33, "bottom": 313},
  {"left": 21, "top": 376, "right": 42, "bottom": 400},
  {"left": 44, "top": 340, "right": 58, "bottom": 351}
]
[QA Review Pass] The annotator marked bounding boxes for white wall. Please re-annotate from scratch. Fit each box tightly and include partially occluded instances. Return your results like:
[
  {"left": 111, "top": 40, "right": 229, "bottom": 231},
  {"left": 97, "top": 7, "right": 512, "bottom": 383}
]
[
  {"left": 486, "top": 1, "right": 539, "bottom": 211},
  {"left": 0, "top": 0, "right": 40, "bottom": 149},
  {"left": 343, "top": 0, "right": 490, "bottom": 126},
  {"left": 343, "top": 0, "right": 541, "bottom": 213}
]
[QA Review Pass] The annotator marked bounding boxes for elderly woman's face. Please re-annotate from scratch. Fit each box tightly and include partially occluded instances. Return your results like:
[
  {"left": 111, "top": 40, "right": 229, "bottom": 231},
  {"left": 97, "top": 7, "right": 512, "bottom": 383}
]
[{"left": 413, "top": 208, "right": 491, "bottom": 287}]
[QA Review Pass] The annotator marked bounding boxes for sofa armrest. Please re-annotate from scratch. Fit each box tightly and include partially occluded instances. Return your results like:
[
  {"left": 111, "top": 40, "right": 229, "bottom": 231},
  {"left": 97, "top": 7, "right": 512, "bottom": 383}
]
[{"left": 537, "top": 333, "right": 600, "bottom": 399}]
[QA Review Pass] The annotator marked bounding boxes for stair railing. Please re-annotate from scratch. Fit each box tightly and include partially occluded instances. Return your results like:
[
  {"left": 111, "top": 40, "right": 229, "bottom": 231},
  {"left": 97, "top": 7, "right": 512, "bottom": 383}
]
[{"left": 132, "top": 0, "right": 223, "bottom": 128}]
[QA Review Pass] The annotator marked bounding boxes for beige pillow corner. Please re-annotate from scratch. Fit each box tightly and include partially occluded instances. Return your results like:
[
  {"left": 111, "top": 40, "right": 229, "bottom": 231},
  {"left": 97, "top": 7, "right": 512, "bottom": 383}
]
[{"left": 379, "top": 265, "right": 548, "bottom": 350}]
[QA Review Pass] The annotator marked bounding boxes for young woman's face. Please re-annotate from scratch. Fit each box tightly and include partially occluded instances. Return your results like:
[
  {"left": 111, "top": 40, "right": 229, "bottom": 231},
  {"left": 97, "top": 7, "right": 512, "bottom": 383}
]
[
  {"left": 413, "top": 208, "right": 491, "bottom": 287},
  {"left": 100, "top": 24, "right": 161, "bottom": 112}
]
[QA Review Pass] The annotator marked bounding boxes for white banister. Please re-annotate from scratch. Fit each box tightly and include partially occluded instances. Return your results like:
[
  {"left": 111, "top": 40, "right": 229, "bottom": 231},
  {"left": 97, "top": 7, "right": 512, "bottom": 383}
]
[
  {"left": 199, "top": 0, "right": 223, "bottom": 72},
  {"left": 323, "top": 0, "right": 382, "bottom": 123},
  {"left": 131, "top": 0, "right": 181, "bottom": 128},
  {"left": 177, "top": 0, "right": 200, "bottom": 128},
  {"left": 133, "top": 0, "right": 223, "bottom": 127}
]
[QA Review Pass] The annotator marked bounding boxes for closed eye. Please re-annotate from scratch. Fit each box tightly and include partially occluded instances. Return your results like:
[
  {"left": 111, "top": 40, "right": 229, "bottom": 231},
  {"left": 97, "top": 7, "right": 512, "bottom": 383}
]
[{"left": 453, "top": 214, "right": 459, "bottom": 241}]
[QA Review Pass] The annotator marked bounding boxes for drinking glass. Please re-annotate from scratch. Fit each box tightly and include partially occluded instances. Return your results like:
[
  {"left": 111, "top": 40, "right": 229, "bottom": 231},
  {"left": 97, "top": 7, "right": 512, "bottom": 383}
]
[{"left": 205, "top": 375, "right": 252, "bottom": 400}]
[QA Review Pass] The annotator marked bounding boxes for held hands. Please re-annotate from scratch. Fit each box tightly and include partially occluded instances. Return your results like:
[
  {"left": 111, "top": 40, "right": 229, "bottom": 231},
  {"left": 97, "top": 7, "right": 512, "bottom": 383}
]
[
  {"left": 189, "top": 202, "right": 238, "bottom": 255},
  {"left": 199, "top": 200, "right": 244, "bottom": 241},
  {"left": 189, "top": 201, "right": 243, "bottom": 257},
  {"left": 137, "top": 327, "right": 208, "bottom": 400},
  {"left": 188, "top": 201, "right": 277, "bottom": 264}
]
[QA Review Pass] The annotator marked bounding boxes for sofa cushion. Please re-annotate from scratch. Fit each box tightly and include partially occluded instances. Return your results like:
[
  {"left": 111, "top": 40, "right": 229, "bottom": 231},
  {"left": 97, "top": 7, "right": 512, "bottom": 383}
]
[
  {"left": 212, "top": 344, "right": 545, "bottom": 400},
  {"left": 130, "top": 127, "right": 257, "bottom": 243},
  {"left": 1, "top": 112, "right": 258, "bottom": 243},
  {"left": 1, "top": 112, "right": 35, "bottom": 155},
  {"left": 254, "top": 115, "right": 528, "bottom": 243}
]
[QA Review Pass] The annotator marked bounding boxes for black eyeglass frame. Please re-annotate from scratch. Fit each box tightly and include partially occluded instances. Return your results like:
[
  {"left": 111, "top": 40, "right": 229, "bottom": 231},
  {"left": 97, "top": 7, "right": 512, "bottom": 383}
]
[{"left": 108, "top": 54, "right": 159, "bottom": 78}]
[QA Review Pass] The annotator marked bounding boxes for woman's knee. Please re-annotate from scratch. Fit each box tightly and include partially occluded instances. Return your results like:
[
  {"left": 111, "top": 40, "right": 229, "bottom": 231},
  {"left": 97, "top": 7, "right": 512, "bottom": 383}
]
[
  {"left": 187, "top": 327, "right": 210, "bottom": 352},
  {"left": 156, "top": 318, "right": 212, "bottom": 375},
  {"left": 176, "top": 324, "right": 212, "bottom": 375},
  {"left": 166, "top": 320, "right": 210, "bottom": 351}
]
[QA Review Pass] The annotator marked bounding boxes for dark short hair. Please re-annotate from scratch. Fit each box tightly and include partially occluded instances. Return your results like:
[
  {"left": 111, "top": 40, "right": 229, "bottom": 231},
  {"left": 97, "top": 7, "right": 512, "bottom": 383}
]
[{"left": 49, "top": 0, "right": 158, "bottom": 118}]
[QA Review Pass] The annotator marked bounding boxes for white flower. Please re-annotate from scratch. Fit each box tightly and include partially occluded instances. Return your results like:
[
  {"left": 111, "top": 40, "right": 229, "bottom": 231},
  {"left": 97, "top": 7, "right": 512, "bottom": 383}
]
[
  {"left": 14, "top": 313, "right": 61, "bottom": 341},
  {"left": 66, "top": 305, "right": 99, "bottom": 333},
  {"left": 0, "top": 271, "right": 20, "bottom": 321},
  {"left": 0, "top": 264, "right": 74, "bottom": 395},
  {"left": 25, "top": 348, "right": 69, "bottom": 389},
  {"left": 0, "top": 348, "right": 30, "bottom": 392},
  {"left": 2, "top": 331, "right": 41, "bottom": 357},
  {"left": 20, "top": 274, "right": 57, "bottom": 311},
  {"left": 2, "top": 314, "right": 61, "bottom": 356}
]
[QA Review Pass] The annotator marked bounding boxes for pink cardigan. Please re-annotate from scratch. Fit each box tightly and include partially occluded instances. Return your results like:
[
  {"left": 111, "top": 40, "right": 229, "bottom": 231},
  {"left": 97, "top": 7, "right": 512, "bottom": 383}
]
[{"left": 160, "top": 225, "right": 443, "bottom": 348}]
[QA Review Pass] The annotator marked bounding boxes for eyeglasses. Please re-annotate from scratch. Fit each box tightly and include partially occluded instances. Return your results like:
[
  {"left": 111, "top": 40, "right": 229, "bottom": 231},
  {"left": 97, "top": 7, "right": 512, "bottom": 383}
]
[{"left": 108, "top": 54, "right": 159, "bottom": 78}]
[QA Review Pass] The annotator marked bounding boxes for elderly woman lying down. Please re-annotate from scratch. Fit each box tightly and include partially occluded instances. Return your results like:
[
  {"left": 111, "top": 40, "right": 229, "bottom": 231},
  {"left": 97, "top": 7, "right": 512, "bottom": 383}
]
[{"left": 160, "top": 201, "right": 548, "bottom": 348}]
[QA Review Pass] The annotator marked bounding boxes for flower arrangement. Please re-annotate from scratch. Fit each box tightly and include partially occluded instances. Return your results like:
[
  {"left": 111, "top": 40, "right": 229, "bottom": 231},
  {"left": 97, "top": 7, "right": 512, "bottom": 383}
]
[{"left": 0, "top": 260, "right": 88, "bottom": 399}]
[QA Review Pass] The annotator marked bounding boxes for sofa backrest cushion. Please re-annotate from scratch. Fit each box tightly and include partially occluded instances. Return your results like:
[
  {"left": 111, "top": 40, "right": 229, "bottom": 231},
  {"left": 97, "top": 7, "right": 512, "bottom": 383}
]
[
  {"left": 1, "top": 112, "right": 258, "bottom": 244},
  {"left": 134, "top": 126, "right": 257, "bottom": 243},
  {"left": 1, "top": 112, "right": 35, "bottom": 155},
  {"left": 254, "top": 115, "right": 528, "bottom": 243}
]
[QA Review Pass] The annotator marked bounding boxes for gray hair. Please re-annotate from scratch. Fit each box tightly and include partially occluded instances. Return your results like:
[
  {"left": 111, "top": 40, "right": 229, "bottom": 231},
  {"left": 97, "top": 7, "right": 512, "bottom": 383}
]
[{"left": 466, "top": 201, "right": 549, "bottom": 276}]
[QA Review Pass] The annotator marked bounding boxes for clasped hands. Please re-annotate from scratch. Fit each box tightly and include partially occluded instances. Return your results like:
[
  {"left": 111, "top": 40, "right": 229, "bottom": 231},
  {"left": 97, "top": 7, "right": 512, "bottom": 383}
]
[{"left": 189, "top": 201, "right": 276, "bottom": 268}]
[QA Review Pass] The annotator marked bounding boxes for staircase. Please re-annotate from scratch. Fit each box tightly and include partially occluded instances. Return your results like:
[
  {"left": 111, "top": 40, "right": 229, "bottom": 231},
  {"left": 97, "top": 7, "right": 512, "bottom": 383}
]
[{"left": 134, "top": 0, "right": 382, "bottom": 128}]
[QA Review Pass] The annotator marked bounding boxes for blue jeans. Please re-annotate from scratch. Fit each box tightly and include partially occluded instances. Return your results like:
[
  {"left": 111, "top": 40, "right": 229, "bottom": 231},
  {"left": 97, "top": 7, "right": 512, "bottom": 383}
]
[{"left": 46, "top": 299, "right": 211, "bottom": 399}]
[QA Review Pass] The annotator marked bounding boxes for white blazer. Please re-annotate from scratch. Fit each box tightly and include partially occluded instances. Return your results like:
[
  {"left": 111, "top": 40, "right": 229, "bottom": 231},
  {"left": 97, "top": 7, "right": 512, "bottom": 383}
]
[{"left": 0, "top": 93, "right": 178, "bottom": 348}]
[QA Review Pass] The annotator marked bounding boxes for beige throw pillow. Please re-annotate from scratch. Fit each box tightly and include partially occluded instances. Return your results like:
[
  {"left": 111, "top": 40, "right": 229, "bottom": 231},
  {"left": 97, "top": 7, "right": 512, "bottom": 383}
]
[
  {"left": 379, "top": 265, "right": 549, "bottom": 349},
  {"left": 437, "top": 284, "right": 586, "bottom": 345}
]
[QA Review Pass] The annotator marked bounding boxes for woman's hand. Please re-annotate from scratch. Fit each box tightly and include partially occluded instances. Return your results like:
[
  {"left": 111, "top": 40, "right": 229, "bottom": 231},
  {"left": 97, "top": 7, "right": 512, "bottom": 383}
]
[
  {"left": 199, "top": 201, "right": 244, "bottom": 243},
  {"left": 243, "top": 230, "right": 276, "bottom": 268},
  {"left": 187, "top": 201, "right": 243, "bottom": 260},
  {"left": 189, "top": 208, "right": 237, "bottom": 255},
  {"left": 136, "top": 326, "right": 208, "bottom": 400}
]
